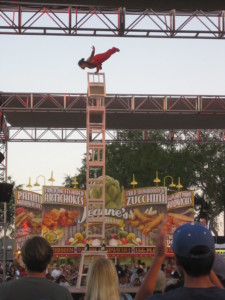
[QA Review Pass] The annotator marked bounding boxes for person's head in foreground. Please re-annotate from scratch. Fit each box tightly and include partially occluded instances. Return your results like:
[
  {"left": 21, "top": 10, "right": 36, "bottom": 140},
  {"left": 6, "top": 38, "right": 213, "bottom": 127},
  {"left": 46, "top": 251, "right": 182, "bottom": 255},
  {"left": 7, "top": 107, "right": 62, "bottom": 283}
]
[
  {"left": 171, "top": 222, "right": 215, "bottom": 277},
  {"left": 21, "top": 236, "right": 53, "bottom": 274},
  {"left": 85, "top": 257, "right": 120, "bottom": 300}
]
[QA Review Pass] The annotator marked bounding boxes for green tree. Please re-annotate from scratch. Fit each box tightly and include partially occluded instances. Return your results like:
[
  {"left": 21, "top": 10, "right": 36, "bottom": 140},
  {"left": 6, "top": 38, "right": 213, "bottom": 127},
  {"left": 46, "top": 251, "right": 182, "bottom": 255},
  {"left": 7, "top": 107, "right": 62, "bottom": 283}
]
[
  {"left": 186, "top": 143, "right": 225, "bottom": 235},
  {"left": 62, "top": 154, "right": 87, "bottom": 189},
  {"left": 63, "top": 132, "right": 225, "bottom": 236}
]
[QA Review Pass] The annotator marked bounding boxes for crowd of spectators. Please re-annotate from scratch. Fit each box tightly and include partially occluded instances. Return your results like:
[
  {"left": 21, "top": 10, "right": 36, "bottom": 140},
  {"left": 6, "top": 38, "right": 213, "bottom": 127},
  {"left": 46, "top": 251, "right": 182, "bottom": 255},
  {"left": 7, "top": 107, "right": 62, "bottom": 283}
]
[
  {"left": 0, "top": 262, "right": 26, "bottom": 282},
  {"left": 0, "top": 222, "right": 225, "bottom": 300},
  {"left": 0, "top": 255, "right": 180, "bottom": 292}
]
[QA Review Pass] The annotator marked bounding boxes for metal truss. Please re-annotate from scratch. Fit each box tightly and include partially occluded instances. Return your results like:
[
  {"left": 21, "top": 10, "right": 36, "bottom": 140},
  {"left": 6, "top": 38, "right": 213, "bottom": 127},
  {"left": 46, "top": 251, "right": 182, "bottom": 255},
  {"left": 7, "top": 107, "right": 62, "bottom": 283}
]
[
  {"left": 5, "top": 128, "right": 225, "bottom": 144},
  {"left": 1, "top": 92, "right": 225, "bottom": 143},
  {"left": 0, "top": 3, "right": 225, "bottom": 39},
  {"left": 1, "top": 93, "right": 225, "bottom": 112}
]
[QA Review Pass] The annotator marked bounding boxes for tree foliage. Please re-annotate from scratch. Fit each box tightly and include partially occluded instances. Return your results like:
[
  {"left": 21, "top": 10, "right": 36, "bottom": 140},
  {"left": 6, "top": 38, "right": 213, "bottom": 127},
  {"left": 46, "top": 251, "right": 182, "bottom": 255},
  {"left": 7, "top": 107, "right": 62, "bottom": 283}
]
[
  {"left": 186, "top": 143, "right": 225, "bottom": 235},
  {"left": 64, "top": 134, "right": 225, "bottom": 236}
]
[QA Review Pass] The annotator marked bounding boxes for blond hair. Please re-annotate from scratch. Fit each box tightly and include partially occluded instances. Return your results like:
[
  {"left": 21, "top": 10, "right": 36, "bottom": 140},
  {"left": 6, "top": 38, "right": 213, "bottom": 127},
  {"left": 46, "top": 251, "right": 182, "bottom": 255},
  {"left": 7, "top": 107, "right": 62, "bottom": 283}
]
[{"left": 85, "top": 257, "right": 121, "bottom": 300}]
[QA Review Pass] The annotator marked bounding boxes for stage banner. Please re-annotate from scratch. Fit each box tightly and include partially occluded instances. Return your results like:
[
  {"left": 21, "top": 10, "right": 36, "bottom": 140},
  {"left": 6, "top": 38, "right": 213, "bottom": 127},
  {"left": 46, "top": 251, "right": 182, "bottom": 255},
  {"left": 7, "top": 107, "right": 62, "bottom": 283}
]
[
  {"left": 165, "top": 190, "right": 194, "bottom": 246},
  {"left": 15, "top": 190, "right": 42, "bottom": 250},
  {"left": 14, "top": 178, "right": 194, "bottom": 255},
  {"left": 41, "top": 182, "right": 168, "bottom": 248},
  {"left": 119, "top": 187, "right": 167, "bottom": 247},
  {"left": 86, "top": 177, "right": 167, "bottom": 248},
  {"left": 51, "top": 246, "right": 175, "bottom": 257},
  {"left": 42, "top": 186, "right": 86, "bottom": 247}
]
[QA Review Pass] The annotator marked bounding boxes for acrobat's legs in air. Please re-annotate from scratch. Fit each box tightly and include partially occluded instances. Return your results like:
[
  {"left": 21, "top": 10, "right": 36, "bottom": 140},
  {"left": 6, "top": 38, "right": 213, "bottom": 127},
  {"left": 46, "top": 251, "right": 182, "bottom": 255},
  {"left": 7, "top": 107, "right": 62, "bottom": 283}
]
[{"left": 93, "top": 47, "right": 120, "bottom": 65}]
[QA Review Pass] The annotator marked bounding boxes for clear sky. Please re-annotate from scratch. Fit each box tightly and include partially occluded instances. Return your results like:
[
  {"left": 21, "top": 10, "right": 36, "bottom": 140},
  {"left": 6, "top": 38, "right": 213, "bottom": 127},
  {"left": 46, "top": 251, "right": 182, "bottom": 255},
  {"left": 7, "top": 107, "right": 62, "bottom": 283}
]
[{"left": 1, "top": 33, "right": 225, "bottom": 190}]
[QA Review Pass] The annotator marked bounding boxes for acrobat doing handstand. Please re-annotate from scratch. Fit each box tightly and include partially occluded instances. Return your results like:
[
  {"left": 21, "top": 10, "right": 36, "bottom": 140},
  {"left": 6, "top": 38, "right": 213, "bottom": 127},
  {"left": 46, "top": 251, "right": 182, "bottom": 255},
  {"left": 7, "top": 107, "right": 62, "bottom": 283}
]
[{"left": 78, "top": 46, "right": 120, "bottom": 74}]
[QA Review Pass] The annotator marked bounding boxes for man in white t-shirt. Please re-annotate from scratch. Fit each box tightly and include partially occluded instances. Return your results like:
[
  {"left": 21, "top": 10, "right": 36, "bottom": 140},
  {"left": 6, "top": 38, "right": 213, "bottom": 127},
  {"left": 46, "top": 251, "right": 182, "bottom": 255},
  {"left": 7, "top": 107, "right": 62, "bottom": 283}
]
[{"left": 51, "top": 265, "right": 62, "bottom": 280}]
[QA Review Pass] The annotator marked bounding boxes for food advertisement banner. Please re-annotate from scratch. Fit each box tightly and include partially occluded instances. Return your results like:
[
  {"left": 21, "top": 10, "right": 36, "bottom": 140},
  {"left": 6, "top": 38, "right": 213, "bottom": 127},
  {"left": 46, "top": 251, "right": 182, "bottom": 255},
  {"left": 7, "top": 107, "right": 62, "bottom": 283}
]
[
  {"left": 42, "top": 186, "right": 86, "bottom": 247},
  {"left": 165, "top": 190, "right": 194, "bottom": 246},
  {"left": 41, "top": 185, "right": 168, "bottom": 249},
  {"left": 122, "top": 187, "right": 167, "bottom": 247},
  {"left": 52, "top": 246, "right": 174, "bottom": 257},
  {"left": 14, "top": 181, "right": 195, "bottom": 256},
  {"left": 15, "top": 190, "right": 42, "bottom": 250}
]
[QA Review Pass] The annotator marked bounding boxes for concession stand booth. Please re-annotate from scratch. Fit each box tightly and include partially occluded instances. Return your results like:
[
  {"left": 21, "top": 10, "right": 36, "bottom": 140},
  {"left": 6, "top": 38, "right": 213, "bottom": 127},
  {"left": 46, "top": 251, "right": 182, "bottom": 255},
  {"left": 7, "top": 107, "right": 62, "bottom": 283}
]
[{"left": 14, "top": 186, "right": 194, "bottom": 262}]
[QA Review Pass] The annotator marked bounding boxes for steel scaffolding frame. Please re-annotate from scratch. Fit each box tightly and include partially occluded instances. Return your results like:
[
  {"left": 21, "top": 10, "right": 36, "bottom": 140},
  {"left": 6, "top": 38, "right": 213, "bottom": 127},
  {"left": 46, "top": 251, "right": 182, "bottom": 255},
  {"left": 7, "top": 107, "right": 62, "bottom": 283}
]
[
  {"left": 0, "top": 3, "right": 225, "bottom": 39},
  {"left": 1, "top": 92, "right": 225, "bottom": 143},
  {"left": 1, "top": 93, "right": 225, "bottom": 113},
  {"left": 3, "top": 128, "right": 225, "bottom": 144}
]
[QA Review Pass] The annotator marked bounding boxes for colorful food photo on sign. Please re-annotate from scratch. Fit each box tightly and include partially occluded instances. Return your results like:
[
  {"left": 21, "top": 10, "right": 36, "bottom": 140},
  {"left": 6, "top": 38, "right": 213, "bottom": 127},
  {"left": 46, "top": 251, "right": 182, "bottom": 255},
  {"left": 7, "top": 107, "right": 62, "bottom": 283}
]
[
  {"left": 90, "top": 175, "right": 124, "bottom": 209},
  {"left": 15, "top": 190, "right": 42, "bottom": 250},
  {"left": 81, "top": 184, "right": 168, "bottom": 247},
  {"left": 165, "top": 190, "right": 194, "bottom": 246},
  {"left": 87, "top": 175, "right": 126, "bottom": 246},
  {"left": 124, "top": 187, "right": 167, "bottom": 247},
  {"left": 42, "top": 186, "right": 86, "bottom": 246}
]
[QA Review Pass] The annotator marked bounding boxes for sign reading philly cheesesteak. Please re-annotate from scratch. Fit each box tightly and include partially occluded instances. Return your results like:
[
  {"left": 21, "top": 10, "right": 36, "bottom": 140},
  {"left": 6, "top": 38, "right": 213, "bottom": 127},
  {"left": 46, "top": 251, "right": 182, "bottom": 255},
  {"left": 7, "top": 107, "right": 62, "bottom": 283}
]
[
  {"left": 15, "top": 190, "right": 42, "bottom": 250},
  {"left": 165, "top": 190, "right": 194, "bottom": 246}
]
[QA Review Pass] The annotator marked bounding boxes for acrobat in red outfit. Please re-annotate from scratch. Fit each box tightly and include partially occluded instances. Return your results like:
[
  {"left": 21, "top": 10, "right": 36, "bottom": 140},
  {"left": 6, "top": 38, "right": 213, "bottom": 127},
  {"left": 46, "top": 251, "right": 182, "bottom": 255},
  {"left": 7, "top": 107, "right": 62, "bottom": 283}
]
[{"left": 78, "top": 46, "right": 120, "bottom": 74}]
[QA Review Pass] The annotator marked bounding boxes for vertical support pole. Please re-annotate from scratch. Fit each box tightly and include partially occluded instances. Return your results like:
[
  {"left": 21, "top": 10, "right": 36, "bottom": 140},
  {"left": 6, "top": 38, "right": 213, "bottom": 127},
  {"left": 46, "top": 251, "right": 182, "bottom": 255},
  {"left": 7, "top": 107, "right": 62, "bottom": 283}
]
[
  {"left": 30, "top": 93, "right": 33, "bottom": 108},
  {"left": 170, "top": 9, "right": 175, "bottom": 36},
  {"left": 75, "top": 7, "right": 78, "bottom": 33},
  {"left": 142, "top": 130, "right": 145, "bottom": 141},
  {"left": 18, "top": 5, "right": 22, "bottom": 34},
  {"left": 63, "top": 94, "right": 66, "bottom": 109},
  {"left": 197, "top": 129, "right": 200, "bottom": 142},
  {"left": 3, "top": 202, "right": 7, "bottom": 281},
  {"left": 163, "top": 96, "right": 168, "bottom": 111},
  {"left": 118, "top": 7, "right": 125, "bottom": 36},
  {"left": 2, "top": 142, "right": 7, "bottom": 282},
  {"left": 197, "top": 96, "right": 202, "bottom": 112},
  {"left": 223, "top": 11, "right": 225, "bottom": 35},
  {"left": 68, "top": 6, "right": 72, "bottom": 34},
  {"left": 218, "top": 11, "right": 225, "bottom": 38},
  {"left": 131, "top": 96, "right": 135, "bottom": 110}
]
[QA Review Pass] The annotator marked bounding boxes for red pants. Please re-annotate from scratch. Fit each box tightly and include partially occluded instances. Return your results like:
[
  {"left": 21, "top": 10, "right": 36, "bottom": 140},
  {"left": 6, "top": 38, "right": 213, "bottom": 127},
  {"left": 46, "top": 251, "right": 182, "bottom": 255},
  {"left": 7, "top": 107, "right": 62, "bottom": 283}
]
[{"left": 93, "top": 48, "right": 118, "bottom": 65}]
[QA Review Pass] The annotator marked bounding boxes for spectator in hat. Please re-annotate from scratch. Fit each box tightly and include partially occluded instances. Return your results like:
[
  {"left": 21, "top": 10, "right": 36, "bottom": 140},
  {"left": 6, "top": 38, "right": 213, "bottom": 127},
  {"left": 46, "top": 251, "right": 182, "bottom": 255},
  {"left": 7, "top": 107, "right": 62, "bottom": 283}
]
[{"left": 135, "top": 222, "right": 225, "bottom": 300}]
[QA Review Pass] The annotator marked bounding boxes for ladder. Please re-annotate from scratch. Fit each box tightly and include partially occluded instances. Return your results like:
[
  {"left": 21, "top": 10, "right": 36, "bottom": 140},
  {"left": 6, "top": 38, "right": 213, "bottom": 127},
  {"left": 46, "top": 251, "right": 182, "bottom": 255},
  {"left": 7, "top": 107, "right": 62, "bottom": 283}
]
[
  {"left": 76, "top": 73, "right": 107, "bottom": 288},
  {"left": 86, "top": 72, "right": 106, "bottom": 241},
  {"left": 76, "top": 250, "right": 108, "bottom": 288}
]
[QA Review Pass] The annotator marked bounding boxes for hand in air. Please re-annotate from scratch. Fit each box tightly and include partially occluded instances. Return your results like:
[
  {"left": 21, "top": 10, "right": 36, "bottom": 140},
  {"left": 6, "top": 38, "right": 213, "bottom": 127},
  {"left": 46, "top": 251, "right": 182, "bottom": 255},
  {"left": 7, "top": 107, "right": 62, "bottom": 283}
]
[
  {"left": 92, "top": 46, "right": 95, "bottom": 51},
  {"left": 155, "top": 217, "right": 167, "bottom": 259}
]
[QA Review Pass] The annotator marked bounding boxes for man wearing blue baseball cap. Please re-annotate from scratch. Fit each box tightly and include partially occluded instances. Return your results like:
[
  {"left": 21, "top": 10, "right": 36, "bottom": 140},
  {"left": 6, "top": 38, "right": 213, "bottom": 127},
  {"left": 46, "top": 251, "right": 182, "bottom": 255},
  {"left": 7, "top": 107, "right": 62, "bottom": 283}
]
[{"left": 135, "top": 222, "right": 225, "bottom": 300}]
